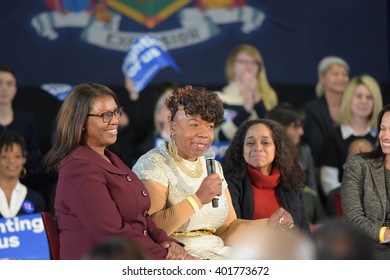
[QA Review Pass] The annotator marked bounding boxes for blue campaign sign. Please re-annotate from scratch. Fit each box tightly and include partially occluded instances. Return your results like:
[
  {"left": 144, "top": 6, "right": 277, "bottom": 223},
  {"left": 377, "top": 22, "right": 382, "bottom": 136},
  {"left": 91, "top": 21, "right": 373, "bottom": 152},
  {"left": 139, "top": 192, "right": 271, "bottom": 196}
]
[
  {"left": 122, "top": 34, "right": 180, "bottom": 93},
  {"left": 211, "top": 141, "right": 230, "bottom": 163},
  {"left": 41, "top": 83, "right": 73, "bottom": 102},
  {"left": 0, "top": 213, "right": 50, "bottom": 260}
]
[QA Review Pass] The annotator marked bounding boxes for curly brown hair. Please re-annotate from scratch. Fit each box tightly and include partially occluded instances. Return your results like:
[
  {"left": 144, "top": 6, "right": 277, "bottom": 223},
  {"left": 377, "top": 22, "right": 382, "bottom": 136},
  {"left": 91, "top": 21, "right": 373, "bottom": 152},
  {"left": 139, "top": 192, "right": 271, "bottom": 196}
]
[
  {"left": 222, "top": 119, "right": 304, "bottom": 190},
  {"left": 165, "top": 85, "right": 224, "bottom": 127}
]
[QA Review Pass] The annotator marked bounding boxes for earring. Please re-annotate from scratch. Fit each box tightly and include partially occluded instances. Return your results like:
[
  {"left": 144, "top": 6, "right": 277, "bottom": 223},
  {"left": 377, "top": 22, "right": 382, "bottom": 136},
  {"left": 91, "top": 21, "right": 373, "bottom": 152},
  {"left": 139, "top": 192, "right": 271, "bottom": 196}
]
[
  {"left": 20, "top": 167, "right": 27, "bottom": 178},
  {"left": 82, "top": 128, "right": 86, "bottom": 131},
  {"left": 168, "top": 140, "right": 179, "bottom": 159}
]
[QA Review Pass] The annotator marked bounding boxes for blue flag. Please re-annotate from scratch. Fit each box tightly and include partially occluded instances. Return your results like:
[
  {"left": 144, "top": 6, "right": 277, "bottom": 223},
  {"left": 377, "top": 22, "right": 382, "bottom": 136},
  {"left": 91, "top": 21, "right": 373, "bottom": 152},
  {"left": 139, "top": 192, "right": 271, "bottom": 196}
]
[
  {"left": 122, "top": 34, "right": 180, "bottom": 93},
  {"left": 41, "top": 83, "right": 73, "bottom": 101}
]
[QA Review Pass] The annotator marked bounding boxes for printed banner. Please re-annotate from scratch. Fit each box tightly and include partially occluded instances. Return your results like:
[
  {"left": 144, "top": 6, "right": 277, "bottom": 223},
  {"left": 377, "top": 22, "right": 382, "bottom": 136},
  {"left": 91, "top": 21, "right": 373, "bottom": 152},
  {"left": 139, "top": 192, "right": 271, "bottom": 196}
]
[
  {"left": 31, "top": 5, "right": 264, "bottom": 51},
  {"left": 1, "top": 1, "right": 388, "bottom": 86},
  {"left": 122, "top": 34, "right": 180, "bottom": 93},
  {"left": 41, "top": 83, "right": 73, "bottom": 101},
  {"left": 0, "top": 214, "right": 50, "bottom": 260}
]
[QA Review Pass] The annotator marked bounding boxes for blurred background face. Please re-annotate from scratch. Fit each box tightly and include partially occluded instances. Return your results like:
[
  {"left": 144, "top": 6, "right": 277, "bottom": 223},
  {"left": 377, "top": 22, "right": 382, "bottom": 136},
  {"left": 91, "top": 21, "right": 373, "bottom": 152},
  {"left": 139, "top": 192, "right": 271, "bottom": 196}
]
[
  {"left": 320, "top": 64, "right": 349, "bottom": 94},
  {"left": 243, "top": 123, "right": 276, "bottom": 175},
  {"left": 171, "top": 108, "right": 214, "bottom": 161},
  {"left": 350, "top": 84, "right": 374, "bottom": 119},
  {"left": 0, "top": 143, "right": 26, "bottom": 180},
  {"left": 155, "top": 104, "right": 171, "bottom": 134},
  {"left": 85, "top": 96, "right": 120, "bottom": 151},
  {"left": 0, "top": 71, "right": 17, "bottom": 105},
  {"left": 233, "top": 51, "right": 259, "bottom": 80},
  {"left": 286, "top": 123, "right": 304, "bottom": 146},
  {"left": 379, "top": 111, "right": 390, "bottom": 156}
]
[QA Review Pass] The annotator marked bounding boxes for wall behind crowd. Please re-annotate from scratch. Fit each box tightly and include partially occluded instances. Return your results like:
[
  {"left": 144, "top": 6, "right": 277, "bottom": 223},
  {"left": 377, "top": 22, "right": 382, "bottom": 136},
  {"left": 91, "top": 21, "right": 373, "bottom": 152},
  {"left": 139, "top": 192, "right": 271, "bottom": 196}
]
[{"left": 2, "top": 0, "right": 390, "bottom": 153}]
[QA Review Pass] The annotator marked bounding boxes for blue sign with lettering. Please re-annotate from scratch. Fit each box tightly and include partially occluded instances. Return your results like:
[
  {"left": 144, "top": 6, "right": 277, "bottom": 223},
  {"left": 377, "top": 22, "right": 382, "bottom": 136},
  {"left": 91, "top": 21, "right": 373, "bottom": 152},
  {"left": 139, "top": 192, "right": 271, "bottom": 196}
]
[
  {"left": 41, "top": 83, "right": 73, "bottom": 101},
  {"left": 0, "top": 214, "right": 50, "bottom": 260},
  {"left": 122, "top": 34, "right": 180, "bottom": 93}
]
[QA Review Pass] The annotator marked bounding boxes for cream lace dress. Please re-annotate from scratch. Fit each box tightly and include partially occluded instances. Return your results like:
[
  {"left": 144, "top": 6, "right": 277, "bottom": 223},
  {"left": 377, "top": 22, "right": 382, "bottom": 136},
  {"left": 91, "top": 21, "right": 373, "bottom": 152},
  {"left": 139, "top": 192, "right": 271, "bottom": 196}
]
[{"left": 133, "top": 142, "right": 229, "bottom": 259}]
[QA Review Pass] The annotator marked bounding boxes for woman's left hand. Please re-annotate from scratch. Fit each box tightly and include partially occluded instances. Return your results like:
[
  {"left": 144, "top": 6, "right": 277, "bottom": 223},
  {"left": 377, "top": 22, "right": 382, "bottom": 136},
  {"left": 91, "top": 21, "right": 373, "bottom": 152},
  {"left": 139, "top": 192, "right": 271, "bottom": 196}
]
[
  {"left": 161, "top": 241, "right": 189, "bottom": 260},
  {"left": 268, "top": 208, "right": 294, "bottom": 231}
]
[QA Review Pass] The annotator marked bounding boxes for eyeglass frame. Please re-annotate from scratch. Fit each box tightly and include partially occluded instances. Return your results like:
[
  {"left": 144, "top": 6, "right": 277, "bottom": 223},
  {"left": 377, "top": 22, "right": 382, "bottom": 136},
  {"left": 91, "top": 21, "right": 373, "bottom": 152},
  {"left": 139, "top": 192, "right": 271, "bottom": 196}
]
[
  {"left": 87, "top": 106, "right": 123, "bottom": 123},
  {"left": 234, "top": 59, "right": 262, "bottom": 68}
]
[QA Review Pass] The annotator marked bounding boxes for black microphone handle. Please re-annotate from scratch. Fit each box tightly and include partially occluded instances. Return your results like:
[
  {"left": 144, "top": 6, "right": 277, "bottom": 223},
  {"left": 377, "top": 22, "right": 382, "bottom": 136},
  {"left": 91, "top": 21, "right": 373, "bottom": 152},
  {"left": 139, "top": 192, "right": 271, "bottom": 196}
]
[
  {"left": 212, "top": 197, "right": 219, "bottom": 208},
  {"left": 206, "top": 159, "right": 216, "bottom": 175},
  {"left": 206, "top": 158, "right": 218, "bottom": 208}
]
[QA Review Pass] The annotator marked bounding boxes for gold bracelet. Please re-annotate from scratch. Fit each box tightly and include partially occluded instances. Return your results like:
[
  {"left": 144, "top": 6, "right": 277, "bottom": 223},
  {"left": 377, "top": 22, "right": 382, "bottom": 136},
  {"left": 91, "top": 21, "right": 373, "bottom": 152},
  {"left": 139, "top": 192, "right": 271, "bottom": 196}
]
[
  {"left": 187, "top": 196, "right": 199, "bottom": 211},
  {"left": 379, "top": 226, "right": 388, "bottom": 242},
  {"left": 191, "top": 194, "right": 203, "bottom": 208}
]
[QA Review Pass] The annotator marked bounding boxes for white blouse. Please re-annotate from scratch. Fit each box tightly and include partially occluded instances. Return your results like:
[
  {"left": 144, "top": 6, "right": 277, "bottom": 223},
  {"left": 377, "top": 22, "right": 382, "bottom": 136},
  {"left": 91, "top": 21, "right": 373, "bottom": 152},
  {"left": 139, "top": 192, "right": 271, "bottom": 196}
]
[{"left": 0, "top": 181, "right": 27, "bottom": 218}]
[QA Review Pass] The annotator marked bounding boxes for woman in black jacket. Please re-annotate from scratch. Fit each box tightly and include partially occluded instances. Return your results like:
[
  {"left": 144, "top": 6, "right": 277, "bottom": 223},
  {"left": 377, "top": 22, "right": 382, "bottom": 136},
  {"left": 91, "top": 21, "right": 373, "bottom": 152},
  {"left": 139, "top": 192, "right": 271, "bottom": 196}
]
[{"left": 222, "top": 119, "right": 309, "bottom": 233}]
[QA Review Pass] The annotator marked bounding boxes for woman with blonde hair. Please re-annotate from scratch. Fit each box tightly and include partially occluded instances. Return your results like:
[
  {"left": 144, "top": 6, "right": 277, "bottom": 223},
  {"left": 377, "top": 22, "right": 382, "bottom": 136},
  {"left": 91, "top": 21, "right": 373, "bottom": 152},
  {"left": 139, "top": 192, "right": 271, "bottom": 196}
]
[
  {"left": 320, "top": 75, "right": 383, "bottom": 198},
  {"left": 338, "top": 75, "right": 382, "bottom": 128},
  {"left": 215, "top": 44, "right": 278, "bottom": 142}
]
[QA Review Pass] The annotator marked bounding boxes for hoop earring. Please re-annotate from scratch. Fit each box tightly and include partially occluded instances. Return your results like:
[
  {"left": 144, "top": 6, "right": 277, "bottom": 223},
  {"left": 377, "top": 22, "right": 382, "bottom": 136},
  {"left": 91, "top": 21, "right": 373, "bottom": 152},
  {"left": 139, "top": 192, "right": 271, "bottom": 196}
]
[{"left": 20, "top": 167, "right": 27, "bottom": 179}]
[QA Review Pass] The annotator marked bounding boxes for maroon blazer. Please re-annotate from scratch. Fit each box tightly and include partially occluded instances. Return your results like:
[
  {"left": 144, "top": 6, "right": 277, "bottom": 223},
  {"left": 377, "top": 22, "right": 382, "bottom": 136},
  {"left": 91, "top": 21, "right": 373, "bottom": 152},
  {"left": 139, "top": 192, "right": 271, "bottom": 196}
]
[{"left": 55, "top": 145, "right": 177, "bottom": 259}]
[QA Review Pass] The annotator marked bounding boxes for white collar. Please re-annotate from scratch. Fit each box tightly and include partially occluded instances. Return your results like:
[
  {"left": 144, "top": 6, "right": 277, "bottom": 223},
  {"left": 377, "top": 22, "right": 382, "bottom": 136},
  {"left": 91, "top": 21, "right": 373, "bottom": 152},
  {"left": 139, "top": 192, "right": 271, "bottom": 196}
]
[
  {"left": 340, "top": 124, "right": 376, "bottom": 140},
  {"left": 0, "top": 181, "right": 27, "bottom": 218}
]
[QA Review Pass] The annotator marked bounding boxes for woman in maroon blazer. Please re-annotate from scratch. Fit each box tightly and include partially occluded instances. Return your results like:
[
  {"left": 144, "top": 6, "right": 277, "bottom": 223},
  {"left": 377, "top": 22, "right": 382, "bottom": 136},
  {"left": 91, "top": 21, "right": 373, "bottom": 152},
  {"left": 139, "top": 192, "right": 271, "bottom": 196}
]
[{"left": 44, "top": 83, "right": 193, "bottom": 260}]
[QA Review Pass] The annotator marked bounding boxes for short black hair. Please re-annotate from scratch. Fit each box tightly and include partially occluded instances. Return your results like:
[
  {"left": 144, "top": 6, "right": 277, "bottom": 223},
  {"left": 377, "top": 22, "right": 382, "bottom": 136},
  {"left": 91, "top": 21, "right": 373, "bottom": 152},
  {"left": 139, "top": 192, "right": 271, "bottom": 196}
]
[
  {"left": 165, "top": 85, "right": 224, "bottom": 127},
  {"left": 0, "top": 130, "right": 26, "bottom": 156},
  {"left": 312, "top": 219, "right": 374, "bottom": 260},
  {"left": 0, "top": 64, "right": 16, "bottom": 79},
  {"left": 267, "top": 103, "right": 305, "bottom": 127}
]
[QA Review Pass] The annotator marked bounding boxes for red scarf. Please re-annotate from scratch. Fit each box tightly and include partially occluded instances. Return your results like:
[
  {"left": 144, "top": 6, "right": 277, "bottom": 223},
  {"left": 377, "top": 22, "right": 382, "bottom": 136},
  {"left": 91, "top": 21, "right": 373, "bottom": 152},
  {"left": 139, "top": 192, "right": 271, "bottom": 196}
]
[{"left": 246, "top": 165, "right": 281, "bottom": 219}]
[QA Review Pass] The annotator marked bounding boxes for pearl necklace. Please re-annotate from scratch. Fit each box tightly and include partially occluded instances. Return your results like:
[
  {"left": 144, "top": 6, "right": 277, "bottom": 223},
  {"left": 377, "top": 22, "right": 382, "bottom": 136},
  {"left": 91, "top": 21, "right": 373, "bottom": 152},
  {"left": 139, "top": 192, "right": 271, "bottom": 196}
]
[{"left": 167, "top": 141, "right": 203, "bottom": 178}]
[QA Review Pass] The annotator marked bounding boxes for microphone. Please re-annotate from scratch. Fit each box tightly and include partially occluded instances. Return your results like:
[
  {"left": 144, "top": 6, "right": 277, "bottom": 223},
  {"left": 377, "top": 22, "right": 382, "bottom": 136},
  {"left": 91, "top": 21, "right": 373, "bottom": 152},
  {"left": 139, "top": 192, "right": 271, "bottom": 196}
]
[{"left": 204, "top": 148, "right": 218, "bottom": 208}]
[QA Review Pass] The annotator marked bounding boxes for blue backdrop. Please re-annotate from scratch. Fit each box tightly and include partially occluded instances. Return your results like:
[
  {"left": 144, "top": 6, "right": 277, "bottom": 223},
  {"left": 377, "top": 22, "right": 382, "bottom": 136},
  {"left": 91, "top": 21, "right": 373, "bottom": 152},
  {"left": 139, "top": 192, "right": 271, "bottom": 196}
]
[{"left": 0, "top": 0, "right": 388, "bottom": 87}]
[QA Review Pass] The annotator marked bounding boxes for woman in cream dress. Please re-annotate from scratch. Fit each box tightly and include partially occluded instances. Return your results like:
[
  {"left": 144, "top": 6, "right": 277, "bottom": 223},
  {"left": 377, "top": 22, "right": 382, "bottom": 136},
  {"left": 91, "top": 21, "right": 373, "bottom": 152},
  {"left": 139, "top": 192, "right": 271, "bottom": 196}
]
[{"left": 133, "top": 85, "right": 293, "bottom": 259}]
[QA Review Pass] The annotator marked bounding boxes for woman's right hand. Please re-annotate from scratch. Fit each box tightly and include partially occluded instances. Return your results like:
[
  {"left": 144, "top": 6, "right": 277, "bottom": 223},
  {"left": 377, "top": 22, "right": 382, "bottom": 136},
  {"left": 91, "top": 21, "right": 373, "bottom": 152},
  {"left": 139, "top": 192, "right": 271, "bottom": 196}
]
[
  {"left": 124, "top": 77, "right": 139, "bottom": 101},
  {"left": 195, "top": 173, "right": 223, "bottom": 205}
]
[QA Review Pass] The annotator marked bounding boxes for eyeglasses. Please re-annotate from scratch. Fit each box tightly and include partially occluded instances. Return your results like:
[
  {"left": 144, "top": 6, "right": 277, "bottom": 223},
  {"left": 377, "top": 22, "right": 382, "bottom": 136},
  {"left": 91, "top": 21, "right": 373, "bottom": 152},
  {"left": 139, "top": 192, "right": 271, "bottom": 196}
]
[
  {"left": 87, "top": 107, "right": 123, "bottom": 123},
  {"left": 235, "top": 59, "right": 260, "bottom": 67}
]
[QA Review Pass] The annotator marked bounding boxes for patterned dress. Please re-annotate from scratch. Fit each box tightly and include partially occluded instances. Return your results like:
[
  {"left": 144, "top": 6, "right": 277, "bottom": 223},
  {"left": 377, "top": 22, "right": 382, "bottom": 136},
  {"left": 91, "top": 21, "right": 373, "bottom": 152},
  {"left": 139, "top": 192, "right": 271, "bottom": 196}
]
[{"left": 133, "top": 142, "right": 229, "bottom": 259}]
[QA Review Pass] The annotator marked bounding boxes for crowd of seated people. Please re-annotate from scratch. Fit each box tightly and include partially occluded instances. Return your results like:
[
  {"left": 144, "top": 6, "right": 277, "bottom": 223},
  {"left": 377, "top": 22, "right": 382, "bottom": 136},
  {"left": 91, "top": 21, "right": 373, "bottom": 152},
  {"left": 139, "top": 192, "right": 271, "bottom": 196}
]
[{"left": 3, "top": 44, "right": 390, "bottom": 260}]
